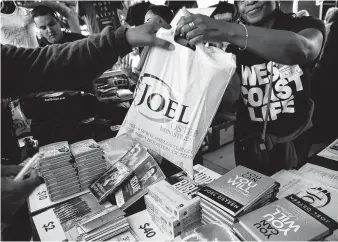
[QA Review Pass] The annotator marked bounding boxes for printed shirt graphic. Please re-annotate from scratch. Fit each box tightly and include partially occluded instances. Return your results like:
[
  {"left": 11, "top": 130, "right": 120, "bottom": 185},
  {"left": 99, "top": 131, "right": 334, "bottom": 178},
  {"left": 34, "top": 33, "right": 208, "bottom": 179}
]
[
  {"left": 0, "top": 7, "right": 38, "bottom": 48},
  {"left": 234, "top": 12, "right": 325, "bottom": 137}
]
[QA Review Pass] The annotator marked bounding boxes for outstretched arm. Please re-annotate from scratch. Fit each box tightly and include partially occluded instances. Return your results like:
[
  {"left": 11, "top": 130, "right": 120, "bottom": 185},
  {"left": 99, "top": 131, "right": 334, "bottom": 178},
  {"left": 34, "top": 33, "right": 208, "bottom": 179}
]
[{"left": 1, "top": 23, "right": 175, "bottom": 98}]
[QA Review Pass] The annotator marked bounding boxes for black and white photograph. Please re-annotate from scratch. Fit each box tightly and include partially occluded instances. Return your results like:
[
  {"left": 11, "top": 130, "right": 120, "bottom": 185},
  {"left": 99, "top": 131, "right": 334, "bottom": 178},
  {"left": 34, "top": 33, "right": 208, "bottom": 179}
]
[{"left": 1, "top": 0, "right": 337, "bottom": 241}]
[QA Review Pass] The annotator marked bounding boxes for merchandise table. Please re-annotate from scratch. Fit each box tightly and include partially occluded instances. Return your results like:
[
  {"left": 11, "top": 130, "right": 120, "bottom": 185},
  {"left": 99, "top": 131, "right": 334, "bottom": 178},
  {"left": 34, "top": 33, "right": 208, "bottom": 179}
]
[{"left": 28, "top": 142, "right": 337, "bottom": 241}]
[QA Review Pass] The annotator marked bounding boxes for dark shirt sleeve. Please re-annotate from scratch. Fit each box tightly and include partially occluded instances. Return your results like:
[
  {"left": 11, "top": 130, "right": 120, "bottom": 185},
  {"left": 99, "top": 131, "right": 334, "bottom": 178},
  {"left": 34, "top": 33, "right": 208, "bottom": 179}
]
[{"left": 1, "top": 26, "right": 132, "bottom": 98}]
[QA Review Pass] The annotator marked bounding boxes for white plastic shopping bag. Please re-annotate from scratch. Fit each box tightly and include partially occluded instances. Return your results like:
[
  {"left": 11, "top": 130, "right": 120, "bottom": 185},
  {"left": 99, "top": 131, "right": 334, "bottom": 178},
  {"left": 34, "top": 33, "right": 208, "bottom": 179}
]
[{"left": 118, "top": 28, "right": 236, "bottom": 178}]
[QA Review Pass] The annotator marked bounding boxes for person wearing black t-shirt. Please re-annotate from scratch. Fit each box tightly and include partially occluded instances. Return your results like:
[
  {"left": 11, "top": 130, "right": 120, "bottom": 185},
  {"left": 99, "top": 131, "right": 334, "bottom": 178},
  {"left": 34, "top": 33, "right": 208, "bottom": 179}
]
[
  {"left": 32, "top": 5, "right": 85, "bottom": 47},
  {"left": 176, "top": 1, "right": 325, "bottom": 175}
]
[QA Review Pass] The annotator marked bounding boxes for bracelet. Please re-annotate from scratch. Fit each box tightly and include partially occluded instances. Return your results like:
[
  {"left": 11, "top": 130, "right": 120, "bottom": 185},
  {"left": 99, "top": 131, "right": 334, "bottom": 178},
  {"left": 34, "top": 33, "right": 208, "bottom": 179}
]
[{"left": 239, "top": 22, "right": 248, "bottom": 51}]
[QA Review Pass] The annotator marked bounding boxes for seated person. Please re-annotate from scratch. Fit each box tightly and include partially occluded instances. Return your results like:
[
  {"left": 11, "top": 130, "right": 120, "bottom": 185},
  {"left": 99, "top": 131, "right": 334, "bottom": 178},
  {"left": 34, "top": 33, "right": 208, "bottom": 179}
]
[{"left": 32, "top": 5, "right": 85, "bottom": 47}]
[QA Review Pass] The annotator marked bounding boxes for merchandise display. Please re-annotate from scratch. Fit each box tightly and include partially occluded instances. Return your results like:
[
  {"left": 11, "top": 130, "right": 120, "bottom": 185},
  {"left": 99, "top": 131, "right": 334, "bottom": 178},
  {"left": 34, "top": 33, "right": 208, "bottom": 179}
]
[
  {"left": 197, "top": 166, "right": 280, "bottom": 227},
  {"left": 2, "top": 2, "right": 338, "bottom": 241}
]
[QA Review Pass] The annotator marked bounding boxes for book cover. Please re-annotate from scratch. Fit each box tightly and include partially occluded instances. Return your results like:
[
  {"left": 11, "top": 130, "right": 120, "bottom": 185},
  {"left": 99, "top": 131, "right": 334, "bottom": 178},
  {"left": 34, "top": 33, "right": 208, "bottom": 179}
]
[
  {"left": 115, "top": 152, "right": 165, "bottom": 210},
  {"left": 297, "top": 163, "right": 338, "bottom": 189},
  {"left": 28, "top": 183, "right": 89, "bottom": 214},
  {"left": 197, "top": 165, "right": 278, "bottom": 216},
  {"left": 317, "top": 139, "right": 338, "bottom": 162},
  {"left": 127, "top": 210, "right": 169, "bottom": 241},
  {"left": 272, "top": 170, "right": 338, "bottom": 223},
  {"left": 70, "top": 139, "right": 103, "bottom": 158},
  {"left": 238, "top": 194, "right": 338, "bottom": 241},
  {"left": 166, "top": 164, "right": 221, "bottom": 199},
  {"left": 39, "top": 141, "right": 71, "bottom": 160},
  {"left": 89, "top": 161, "right": 132, "bottom": 203},
  {"left": 147, "top": 180, "right": 200, "bottom": 220}
]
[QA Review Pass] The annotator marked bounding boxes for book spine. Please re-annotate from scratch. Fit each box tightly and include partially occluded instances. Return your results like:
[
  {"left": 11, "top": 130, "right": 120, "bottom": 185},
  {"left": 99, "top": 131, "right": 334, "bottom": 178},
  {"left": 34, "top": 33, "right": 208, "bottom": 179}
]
[
  {"left": 148, "top": 186, "right": 200, "bottom": 220},
  {"left": 146, "top": 203, "right": 179, "bottom": 239},
  {"left": 145, "top": 195, "right": 200, "bottom": 238}
]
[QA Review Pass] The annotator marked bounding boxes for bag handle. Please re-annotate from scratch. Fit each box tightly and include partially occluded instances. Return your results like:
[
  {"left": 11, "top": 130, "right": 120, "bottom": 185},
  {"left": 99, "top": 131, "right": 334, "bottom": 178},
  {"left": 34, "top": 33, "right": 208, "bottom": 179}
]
[{"left": 261, "top": 62, "right": 274, "bottom": 141}]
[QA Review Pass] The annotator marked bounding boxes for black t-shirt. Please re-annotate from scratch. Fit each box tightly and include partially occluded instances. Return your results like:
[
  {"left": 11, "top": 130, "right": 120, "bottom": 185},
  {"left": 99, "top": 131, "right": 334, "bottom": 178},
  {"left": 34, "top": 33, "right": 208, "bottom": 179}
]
[
  {"left": 78, "top": 1, "right": 122, "bottom": 34},
  {"left": 233, "top": 11, "right": 325, "bottom": 137},
  {"left": 38, "top": 32, "right": 86, "bottom": 47}
]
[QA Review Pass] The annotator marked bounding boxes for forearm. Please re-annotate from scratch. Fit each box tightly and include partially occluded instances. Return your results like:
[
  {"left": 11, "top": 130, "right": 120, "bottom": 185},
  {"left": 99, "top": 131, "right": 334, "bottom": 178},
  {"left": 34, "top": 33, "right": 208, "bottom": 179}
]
[
  {"left": 2, "top": 26, "right": 132, "bottom": 97},
  {"left": 219, "top": 22, "right": 311, "bottom": 65}
]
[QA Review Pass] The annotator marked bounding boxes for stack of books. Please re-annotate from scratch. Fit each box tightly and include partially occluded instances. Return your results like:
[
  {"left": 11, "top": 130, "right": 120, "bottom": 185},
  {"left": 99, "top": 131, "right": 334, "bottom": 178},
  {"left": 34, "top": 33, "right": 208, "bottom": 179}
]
[
  {"left": 197, "top": 165, "right": 279, "bottom": 227},
  {"left": 70, "top": 139, "right": 107, "bottom": 189},
  {"left": 38, "top": 141, "right": 80, "bottom": 201},
  {"left": 146, "top": 180, "right": 201, "bottom": 239},
  {"left": 272, "top": 167, "right": 338, "bottom": 241},
  {"left": 234, "top": 194, "right": 338, "bottom": 241},
  {"left": 68, "top": 206, "right": 130, "bottom": 241}
]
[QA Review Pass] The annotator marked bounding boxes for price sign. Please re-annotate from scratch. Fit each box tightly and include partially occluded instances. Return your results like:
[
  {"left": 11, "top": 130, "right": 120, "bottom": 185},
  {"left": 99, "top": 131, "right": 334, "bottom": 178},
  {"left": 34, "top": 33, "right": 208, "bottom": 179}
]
[
  {"left": 139, "top": 223, "right": 156, "bottom": 238},
  {"left": 32, "top": 209, "right": 66, "bottom": 241}
]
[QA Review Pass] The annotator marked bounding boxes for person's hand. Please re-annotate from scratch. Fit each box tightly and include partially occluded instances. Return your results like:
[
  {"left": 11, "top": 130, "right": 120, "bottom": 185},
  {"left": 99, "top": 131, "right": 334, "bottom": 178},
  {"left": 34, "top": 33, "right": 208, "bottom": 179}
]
[
  {"left": 1, "top": 165, "right": 22, "bottom": 178},
  {"left": 1, "top": 169, "right": 43, "bottom": 223},
  {"left": 120, "top": 55, "right": 133, "bottom": 76},
  {"left": 126, "top": 22, "right": 175, "bottom": 50},
  {"left": 175, "top": 7, "right": 223, "bottom": 45}
]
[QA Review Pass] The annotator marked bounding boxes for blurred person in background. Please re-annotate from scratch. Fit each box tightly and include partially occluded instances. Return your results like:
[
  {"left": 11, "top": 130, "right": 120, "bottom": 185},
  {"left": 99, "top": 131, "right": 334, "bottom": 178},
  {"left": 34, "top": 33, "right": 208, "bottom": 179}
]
[
  {"left": 32, "top": 5, "right": 85, "bottom": 47},
  {"left": 176, "top": 1, "right": 325, "bottom": 175},
  {"left": 324, "top": 7, "right": 338, "bottom": 40}
]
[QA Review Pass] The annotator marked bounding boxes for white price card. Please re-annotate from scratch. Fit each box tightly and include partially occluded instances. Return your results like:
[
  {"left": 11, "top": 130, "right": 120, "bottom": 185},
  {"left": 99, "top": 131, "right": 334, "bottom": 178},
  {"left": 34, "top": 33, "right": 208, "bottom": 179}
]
[
  {"left": 127, "top": 210, "right": 169, "bottom": 241},
  {"left": 32, "top": 209, "right": 66, "bottom": 241},
  {"left": 28, "top": 183, "right": 89, "bottom": 214}
]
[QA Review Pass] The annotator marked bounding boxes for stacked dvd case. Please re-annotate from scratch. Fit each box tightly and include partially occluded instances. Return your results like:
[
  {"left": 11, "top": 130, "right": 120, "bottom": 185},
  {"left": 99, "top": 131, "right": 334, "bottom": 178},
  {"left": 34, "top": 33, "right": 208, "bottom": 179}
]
[
  {"left": 70, "top": 139, "right": 107, "bottom": 189},
  {"left": 197, "top": 166, "right": 280, "bottom": 227},
  {"left": 234, "top": 194, "right": 338, "bottom": 241},
  {"left": 146, "top": 180, "right": 201, "bottom": 239},
  {"left": 38, "top": 141, "right": 80, "bottom": 201}
]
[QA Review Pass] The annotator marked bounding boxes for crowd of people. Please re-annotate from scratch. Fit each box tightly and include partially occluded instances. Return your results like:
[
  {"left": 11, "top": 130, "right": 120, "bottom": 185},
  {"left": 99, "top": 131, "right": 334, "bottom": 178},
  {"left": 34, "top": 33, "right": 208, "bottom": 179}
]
[{"left": 1, "top": 1, "right": 337, "bottom": 240}]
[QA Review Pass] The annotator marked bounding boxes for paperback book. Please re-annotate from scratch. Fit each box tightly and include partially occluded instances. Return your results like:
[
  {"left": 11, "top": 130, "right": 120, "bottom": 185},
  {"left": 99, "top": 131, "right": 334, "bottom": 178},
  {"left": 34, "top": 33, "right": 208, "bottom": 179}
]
[
  {"left": 90, "top": 161, "right": 132, "bottom": 204},
  {"left": 115, "top": 147, "right": 165, "bottom": 210}
]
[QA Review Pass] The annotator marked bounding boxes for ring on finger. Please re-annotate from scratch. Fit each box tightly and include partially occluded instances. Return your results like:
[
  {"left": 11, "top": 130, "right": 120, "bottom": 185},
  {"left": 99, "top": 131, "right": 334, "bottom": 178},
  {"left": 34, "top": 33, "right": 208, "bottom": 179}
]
[{"left": 189, "top": 22, "right": 195, "bottom": 29}]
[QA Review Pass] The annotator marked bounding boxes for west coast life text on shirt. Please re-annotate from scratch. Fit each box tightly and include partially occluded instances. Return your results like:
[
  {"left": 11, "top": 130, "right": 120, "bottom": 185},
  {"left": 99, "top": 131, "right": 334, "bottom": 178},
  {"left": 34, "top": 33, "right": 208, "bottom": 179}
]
[{"left": 241, "top": 62, "right": 304, "bottom": 123}]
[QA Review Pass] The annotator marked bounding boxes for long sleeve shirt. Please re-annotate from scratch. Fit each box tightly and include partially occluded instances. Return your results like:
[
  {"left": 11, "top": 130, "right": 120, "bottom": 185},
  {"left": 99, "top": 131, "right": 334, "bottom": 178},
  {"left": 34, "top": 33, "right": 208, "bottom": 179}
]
[{"left": 1, "top": 26, "right": 132, "bottom": 98}]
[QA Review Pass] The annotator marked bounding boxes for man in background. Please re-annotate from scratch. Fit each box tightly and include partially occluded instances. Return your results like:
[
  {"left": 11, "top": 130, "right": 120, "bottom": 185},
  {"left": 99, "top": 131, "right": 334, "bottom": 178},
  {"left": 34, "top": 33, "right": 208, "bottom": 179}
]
[{"left": 32, "top": 5, "right": 85, "bottom": 47}]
